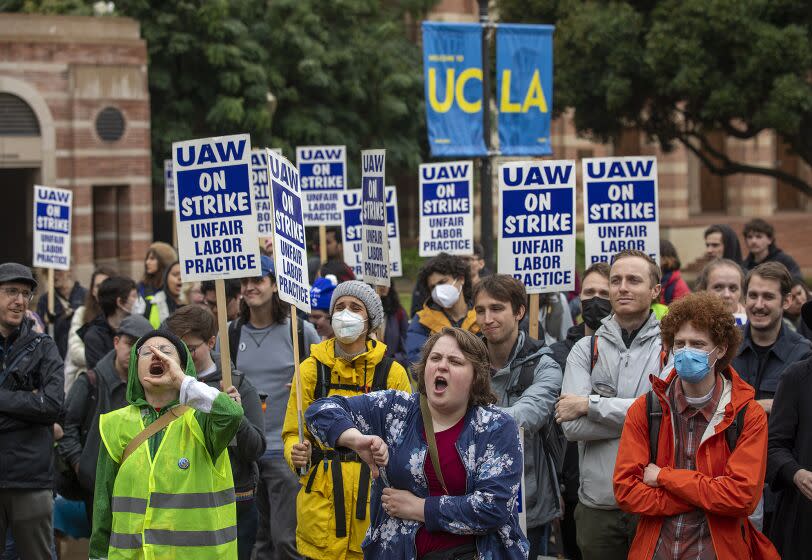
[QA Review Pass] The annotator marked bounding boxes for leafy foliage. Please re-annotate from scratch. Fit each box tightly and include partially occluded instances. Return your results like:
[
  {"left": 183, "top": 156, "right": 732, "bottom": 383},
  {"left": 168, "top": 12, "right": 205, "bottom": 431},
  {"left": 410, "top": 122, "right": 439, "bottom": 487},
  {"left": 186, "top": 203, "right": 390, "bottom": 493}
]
[{"left": 499, "top": 0, "right": 812, "bottom": 194}]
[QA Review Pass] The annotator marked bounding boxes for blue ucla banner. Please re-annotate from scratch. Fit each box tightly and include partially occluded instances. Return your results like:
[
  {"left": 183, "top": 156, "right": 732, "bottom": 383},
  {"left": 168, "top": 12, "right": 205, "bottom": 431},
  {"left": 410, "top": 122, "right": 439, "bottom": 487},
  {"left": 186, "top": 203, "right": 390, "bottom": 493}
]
[
  {"left": 422, "top": 22, "right": 487, "bottom": 157},
  {"left": 496, "top": 24, "right": 554, "bottom": 156}
]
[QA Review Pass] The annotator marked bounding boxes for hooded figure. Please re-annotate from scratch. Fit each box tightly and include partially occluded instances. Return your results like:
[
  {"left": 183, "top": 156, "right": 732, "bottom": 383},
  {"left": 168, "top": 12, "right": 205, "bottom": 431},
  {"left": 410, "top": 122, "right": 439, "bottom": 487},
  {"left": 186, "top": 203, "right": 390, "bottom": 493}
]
[
  {"left": 711, "top": 224, "right": 744, "bottom": 263},
  {"left": 88, "top": 329, "right": 243, "bottom": 560}
]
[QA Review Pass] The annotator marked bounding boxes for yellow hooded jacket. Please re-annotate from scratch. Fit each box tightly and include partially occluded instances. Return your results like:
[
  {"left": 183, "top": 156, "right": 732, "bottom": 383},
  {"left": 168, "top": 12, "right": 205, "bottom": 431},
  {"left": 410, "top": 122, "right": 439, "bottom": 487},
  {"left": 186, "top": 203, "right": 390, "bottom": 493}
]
[{"left": 282, "top": 338, "right": 411, "bottom": 560}]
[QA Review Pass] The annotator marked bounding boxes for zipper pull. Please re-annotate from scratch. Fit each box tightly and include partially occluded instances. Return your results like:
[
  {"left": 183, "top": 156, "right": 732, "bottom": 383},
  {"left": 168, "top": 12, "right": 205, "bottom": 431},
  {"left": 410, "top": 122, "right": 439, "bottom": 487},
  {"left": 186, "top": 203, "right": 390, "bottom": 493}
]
[{"left": 625, "top": 352, "right": 630, "bottom": 367}]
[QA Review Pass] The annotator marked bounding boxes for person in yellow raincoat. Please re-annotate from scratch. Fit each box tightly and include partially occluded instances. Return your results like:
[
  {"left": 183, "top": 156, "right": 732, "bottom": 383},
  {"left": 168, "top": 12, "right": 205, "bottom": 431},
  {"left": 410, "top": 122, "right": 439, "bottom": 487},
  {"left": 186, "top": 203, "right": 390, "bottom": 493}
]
[{"left": 283, "top": 280, "right": 411, "bottom": 559}]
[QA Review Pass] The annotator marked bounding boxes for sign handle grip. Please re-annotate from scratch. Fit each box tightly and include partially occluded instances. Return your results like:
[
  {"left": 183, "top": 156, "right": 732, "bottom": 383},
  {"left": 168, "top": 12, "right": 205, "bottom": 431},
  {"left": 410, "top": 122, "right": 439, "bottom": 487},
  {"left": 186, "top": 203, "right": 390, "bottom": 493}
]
[
  {"left": 290, "top": 304, "right": 308, "bottom": 476},
  {"left": 318, "top": 225, "right": 328, "bottom": 264},
  {"left": 215, "top": 279, "right": 233, "bottom": 389},
  {"left": 528, "top": 293, "right": 540, "bottom": 340}
]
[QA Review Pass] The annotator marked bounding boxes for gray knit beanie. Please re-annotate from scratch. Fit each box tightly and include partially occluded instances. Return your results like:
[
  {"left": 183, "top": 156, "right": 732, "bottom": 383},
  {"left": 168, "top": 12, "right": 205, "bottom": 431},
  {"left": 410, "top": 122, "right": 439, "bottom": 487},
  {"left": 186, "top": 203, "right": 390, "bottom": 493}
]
[{"left": 329, "top": 280, "right": 384, "bottom": 330}]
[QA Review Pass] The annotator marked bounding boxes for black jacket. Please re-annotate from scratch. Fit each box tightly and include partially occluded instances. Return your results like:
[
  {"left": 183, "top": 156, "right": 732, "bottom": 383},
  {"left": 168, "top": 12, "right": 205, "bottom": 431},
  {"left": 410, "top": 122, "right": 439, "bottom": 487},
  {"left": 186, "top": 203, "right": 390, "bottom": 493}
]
[
  {"left": 37, "top": 282, "right": 86, "bottom": 359},
  {"left": 549, "top": 323, "right": 586, "bottom": 372},
  {"left": 549, "top": 322, "right": 586, "bottom": 503},
  {"left": 767, "top": 357, "right": 812, "bottom": 559},
  {"left": 0, "top": 318, "right": 64, "bottom": 489},
  {"left": 200, "top": 360, "right": 266, "bottom": 493},
  {"left": 77, "top": 315, "right": 115, "bottom": 370},
  {"left": 742, "top": 244, "right": 802, "bottom": 280},
  {"left": 58, "top": 349, "right": 128, "bottom": 495},
  {"left": 733, "top": 323, "right": 812, "bottom": 400}
]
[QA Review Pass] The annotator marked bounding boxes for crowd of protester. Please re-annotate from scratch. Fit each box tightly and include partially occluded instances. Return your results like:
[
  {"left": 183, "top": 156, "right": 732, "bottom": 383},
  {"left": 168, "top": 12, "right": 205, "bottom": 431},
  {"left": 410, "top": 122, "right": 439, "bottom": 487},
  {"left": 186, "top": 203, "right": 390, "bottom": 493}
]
[{"left": 1, "top": 217, "right": 812, "bottom": 559}]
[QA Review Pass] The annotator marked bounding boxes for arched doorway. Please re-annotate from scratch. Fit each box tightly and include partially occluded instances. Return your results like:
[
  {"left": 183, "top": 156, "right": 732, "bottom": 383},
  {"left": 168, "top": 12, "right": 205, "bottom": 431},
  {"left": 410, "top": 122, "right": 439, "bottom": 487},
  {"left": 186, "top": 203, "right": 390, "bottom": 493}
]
[{"left": 0, "top": 92, "right": 42, "bottom": 264}]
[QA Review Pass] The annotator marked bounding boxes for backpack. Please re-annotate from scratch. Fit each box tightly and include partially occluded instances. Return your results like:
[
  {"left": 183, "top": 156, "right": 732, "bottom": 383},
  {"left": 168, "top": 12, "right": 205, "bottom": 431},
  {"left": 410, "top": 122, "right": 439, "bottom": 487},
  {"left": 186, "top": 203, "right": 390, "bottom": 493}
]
[
  {"left": 313, "top": 353, "right": 393, "bottom": 399},
  {"left": 508, "top": 347, "right": 567, "bottom": 479},
  {"left": 645, "top": 390, "right": 749, "bottom": 464},
  {"left": 228, "top": 315, "right": 305, "bottom": 367}
]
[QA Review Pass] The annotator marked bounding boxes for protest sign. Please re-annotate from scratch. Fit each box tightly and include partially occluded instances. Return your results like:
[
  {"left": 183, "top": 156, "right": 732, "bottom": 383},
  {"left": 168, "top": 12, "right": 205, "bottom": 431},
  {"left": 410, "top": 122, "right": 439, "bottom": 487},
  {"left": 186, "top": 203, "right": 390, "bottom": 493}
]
[
  {"left": 386, "top": 186, "right": 402, "bottom": 277},
  {"left": 582, "top": 156, "right": 659, "bottom": 265},
  {"left": 419, "top": 161, "right": 474, "bottom": 256},
  {"left": 33, "top": 185, "right": 72, "bottom": 271},
  {"left": 422, "top": 23, "right": 487, "bottom": 157},
  {"left": 342, "top": 190, "right": 363, "bottom": 277},
  {"left": 361, "top": 149, "right": 389, "bottom": 287},
  {"left": 173, "top": 134, "right": 261, "bottom": 283},
  {"left": 164, "top": 159, "right": 175, "bottom": 212},
  {"left": 267, "top": 149, "right": 311, "bottom": 314},
  {"left": 296, "top": 145, "right": 346, "bottom": 227},
  {"left": 498, "top": 160, "right": 576, "bottom": 294},
  {"left": 251, "top": 149, "right": 273, "bottom": 236}
]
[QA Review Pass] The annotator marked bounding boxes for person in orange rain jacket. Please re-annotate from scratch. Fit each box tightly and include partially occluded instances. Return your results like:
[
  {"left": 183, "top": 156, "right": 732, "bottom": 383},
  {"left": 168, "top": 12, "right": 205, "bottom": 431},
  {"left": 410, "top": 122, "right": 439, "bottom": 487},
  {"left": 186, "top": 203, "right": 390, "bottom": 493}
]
[{"left": 613, "top": 292, "right": 779, "bottom": 560}]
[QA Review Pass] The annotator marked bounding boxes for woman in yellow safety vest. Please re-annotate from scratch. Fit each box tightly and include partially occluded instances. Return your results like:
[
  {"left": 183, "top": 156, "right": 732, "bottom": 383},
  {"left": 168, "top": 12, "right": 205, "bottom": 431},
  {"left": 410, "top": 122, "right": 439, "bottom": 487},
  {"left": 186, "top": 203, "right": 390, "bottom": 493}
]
[
  {"left": 283, "top": 280, "right": 412, "bottom": 560},
  {"left": 89, "top": 329, "right": 243, "bottom": 560}
]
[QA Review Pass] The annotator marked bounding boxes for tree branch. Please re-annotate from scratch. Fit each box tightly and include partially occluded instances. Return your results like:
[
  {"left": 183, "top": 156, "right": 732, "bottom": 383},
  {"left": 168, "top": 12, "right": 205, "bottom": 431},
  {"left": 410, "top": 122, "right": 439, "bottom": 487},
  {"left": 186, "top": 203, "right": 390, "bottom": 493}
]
[
  {"left": 721, "top": 120, "right": 760, "bottom": 140},
  {"left": 678, "top": 132, "right": 812, "bottom": 197}
]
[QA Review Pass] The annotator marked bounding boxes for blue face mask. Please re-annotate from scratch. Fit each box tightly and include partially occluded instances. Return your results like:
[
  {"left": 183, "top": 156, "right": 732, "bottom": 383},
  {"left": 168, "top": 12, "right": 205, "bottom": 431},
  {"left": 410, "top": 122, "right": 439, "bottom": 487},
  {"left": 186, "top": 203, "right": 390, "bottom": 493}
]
[{"left": 674, "top": 346, "right": 717, "bottom": 383}]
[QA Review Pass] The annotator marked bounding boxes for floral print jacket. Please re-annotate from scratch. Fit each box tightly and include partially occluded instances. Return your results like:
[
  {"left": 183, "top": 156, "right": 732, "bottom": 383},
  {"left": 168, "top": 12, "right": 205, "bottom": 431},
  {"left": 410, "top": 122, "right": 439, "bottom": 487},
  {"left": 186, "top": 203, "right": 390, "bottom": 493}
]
[{"left": 305, "top": 390, "right": 529, "bottom": 560}]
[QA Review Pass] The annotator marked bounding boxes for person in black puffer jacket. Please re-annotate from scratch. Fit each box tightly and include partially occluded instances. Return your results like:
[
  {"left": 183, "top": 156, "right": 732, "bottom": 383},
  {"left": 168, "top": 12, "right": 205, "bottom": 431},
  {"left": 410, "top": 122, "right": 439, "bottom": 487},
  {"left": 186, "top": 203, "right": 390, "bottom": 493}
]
[{"left": 0, "top": 263, "right": 64, "bottom": 559}]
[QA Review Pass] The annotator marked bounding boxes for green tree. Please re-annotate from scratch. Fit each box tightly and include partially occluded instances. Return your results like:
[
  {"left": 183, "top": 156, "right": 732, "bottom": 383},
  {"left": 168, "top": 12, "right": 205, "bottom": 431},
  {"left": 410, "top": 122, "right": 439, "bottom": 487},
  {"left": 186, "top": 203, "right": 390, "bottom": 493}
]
[
  {"left": 265, "top": 0, "right": 431, "bottom": 185},
  {"left": 499, "top": 0, "right": 812, "bottom": 195}
]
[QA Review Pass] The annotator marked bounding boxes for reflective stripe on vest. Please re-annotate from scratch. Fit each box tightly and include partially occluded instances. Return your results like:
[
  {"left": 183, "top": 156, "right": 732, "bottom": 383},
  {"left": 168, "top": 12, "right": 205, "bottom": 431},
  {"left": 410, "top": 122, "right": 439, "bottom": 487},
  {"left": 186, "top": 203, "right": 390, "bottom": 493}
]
[{"left": 99, "top": 405, "right": 236, "bottom": 558}]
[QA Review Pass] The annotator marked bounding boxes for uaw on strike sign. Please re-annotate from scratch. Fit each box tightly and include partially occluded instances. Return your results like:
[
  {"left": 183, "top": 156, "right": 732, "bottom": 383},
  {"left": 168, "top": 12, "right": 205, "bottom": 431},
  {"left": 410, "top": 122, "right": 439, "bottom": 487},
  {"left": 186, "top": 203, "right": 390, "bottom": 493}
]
[
  {"left": 498, "top": 160, "right": 576, "bottom": 294},
  {"left": 33, "top": 185, "right": 72, "bottom": 270},
  {"left": 267, "top": 150, "right": 311, "bottom": 313},
  {"left": 582, "top": 156, "right": 659, "bottom": 265},
  {"left": 173, "top": 134, "right": 261, "bottom": 282}
]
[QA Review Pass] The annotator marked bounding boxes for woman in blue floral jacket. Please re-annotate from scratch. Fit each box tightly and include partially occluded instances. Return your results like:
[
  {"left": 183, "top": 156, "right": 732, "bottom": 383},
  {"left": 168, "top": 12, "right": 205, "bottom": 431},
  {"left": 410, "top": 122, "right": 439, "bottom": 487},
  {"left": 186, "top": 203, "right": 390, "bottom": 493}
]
[{"left": 305, "top": 327, "right": 529, "bottom": 560}]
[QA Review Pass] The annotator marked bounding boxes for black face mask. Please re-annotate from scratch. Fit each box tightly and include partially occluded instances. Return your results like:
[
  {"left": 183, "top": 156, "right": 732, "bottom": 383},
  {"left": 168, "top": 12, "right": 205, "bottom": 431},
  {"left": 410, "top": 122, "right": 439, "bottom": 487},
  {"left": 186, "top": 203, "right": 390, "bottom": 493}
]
[{"left": 581, "top": 297, "right": 612, "bottom": 331}]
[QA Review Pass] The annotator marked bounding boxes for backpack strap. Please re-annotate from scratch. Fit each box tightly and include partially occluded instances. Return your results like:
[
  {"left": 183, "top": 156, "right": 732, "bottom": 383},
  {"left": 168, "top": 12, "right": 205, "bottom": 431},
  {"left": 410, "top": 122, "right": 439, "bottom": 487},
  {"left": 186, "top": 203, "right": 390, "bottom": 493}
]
[
  {"left": 228, "top": 318, "right": 243, "bottom": 367},
  {"left": 313, "top": 359, "right": 330, "bottom": 401},
  {"left": 646, "top": 391, "right": 663, "bottom": 465},
  {"left": 589, "top": 334, "right": 599, "bottom": 375},
  {"left": 725, "top": 403, "right": 749, "bottom": 452},
  {"left": 371, "top": 356, "right": 393, "bottom": 392}
]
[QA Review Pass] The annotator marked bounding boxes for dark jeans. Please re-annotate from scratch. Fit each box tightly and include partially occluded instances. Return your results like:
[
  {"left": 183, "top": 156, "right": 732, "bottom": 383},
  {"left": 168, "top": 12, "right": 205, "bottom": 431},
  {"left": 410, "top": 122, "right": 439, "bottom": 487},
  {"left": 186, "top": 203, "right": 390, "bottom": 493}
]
[
  {"left": 527, "top": 523, "right": 549, "bottom": 560},
  {"left": 561, "top": 499, "right": 582, "bottom": 560},
  {"left": 237, "top": 498, "right": 258, "bottom": 560},
  {"left": 574, "top": 503, "right": 637, "bottom": 560},
  {"left": 253, "top": 455, "right": 301, "bottom": 560}
]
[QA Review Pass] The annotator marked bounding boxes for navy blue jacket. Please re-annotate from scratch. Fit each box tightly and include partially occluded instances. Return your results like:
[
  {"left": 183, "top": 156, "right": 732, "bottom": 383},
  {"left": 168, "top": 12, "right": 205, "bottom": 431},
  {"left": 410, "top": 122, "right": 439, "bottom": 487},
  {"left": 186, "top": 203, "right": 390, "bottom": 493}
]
[
  {"left": 306, "top": 390, "right": 529, "bottom": 560},
  {"left": 733, "top": 323, "right": 812, "bottom": 399}
]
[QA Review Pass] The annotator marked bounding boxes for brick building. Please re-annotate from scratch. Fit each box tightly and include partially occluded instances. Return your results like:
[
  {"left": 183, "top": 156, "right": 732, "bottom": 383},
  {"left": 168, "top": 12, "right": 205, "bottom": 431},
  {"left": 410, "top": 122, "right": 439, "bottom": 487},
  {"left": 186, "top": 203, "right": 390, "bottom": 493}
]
[
  {"left": 426, "top": 0, "right": 812, "bottom": 276},
  {"left": 0, "top": 14, "right": 151, "bottom": 283}
]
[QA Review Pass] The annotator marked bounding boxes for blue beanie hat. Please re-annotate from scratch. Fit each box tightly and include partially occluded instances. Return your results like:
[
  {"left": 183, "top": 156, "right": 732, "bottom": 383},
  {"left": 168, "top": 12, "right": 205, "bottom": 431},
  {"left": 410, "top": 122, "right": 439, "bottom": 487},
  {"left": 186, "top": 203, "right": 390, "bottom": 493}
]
[{"left": 310, "top": 276, "right": 337, "bottom": 311}]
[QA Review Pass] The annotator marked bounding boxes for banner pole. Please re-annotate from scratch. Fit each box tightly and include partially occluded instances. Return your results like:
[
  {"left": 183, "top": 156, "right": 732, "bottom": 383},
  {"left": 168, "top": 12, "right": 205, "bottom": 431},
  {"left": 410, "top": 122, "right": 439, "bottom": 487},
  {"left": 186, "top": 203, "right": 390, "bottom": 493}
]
[
  {"left": 318, "top": 225, "right": 328, "bottom": 264},
  {"left": 290, "top": 304, "right": 308, "bottom": 476},
  {"left": 215, "top": 279, "right": 233, "bottom": 389},
  {"left": 478, "top": 0, "right": 495, "bottom": 272},
  {"left": 528, "top": 294, "right": 540, "bottom": 340},
  {"left": 47, "top": 268, "right": 54, "bottom": 317}
]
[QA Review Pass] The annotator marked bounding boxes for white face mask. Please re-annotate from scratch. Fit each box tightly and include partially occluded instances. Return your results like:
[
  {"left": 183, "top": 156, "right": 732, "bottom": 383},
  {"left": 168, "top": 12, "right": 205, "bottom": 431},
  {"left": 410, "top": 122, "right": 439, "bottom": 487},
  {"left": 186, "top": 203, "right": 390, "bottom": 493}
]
[
  {"left": 331, "top": 309, "right": 367, "bottom": 344},
  {"left": 431, "top": 281, "right": 461, "bottom": 309}
]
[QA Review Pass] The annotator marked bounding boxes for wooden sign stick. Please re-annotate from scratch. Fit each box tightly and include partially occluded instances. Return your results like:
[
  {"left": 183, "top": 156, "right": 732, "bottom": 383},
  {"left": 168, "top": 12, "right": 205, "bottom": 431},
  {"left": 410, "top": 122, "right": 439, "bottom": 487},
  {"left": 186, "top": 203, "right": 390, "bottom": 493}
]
[
  {"left": 214, "top": 279, "right": 233, "bottom": 389},
  {"left": 528, "top": 293, "right": 540, "bottom": 340}
]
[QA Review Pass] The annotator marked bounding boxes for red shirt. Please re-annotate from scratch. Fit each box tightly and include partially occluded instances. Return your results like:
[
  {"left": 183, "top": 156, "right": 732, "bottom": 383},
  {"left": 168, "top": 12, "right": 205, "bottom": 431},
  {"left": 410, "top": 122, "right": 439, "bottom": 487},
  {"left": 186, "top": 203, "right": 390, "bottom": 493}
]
[{"left": 415, "top": 416, "right": 476, "bottom": 557}]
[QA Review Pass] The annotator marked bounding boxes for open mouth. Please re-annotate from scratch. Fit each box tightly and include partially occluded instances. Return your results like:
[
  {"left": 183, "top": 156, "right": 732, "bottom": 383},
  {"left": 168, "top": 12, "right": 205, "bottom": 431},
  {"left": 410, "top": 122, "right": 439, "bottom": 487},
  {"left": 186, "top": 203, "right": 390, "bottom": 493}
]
[
  {"left": 433, "top": 376, "right": 448, "bottom": 394},
  {"left": 149, "top": 362, "right": 165, "bottom": 376}
]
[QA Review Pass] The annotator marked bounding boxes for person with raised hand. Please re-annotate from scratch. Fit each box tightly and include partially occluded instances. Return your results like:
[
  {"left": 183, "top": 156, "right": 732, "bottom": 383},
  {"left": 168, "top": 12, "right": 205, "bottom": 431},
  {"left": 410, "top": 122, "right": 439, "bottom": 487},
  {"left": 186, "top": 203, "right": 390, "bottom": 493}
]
[
  {"left": 305, "top": 327, "right": 528, "bottom": 560},
  {"left": 283, "top": 280, "right": 411, "bottom": 560},
  {"left": 89, "top": 329, "right": 243, "bottom": 560}
]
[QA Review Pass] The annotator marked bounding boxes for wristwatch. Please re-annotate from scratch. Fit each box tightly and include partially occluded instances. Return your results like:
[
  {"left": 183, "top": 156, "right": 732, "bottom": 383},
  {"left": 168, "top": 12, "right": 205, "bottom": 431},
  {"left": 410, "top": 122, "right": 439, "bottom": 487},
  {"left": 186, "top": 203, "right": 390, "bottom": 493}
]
[{"left": 589, "top": 394, "right": 600, "bottom": 405}]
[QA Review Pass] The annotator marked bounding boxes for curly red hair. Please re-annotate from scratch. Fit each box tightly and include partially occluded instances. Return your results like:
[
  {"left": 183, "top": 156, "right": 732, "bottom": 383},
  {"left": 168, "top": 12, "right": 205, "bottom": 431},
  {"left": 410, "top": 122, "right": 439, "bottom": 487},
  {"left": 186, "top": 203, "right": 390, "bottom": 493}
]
[{"left": 660, "top": 291, "right": 742, "bottom": 372}]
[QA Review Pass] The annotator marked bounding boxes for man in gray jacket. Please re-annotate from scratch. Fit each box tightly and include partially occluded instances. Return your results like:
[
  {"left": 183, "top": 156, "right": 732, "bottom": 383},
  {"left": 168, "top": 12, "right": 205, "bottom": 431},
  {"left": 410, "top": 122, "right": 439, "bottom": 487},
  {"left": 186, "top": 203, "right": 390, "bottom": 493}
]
[
  {"left": 555, "top": 250, "right": 668, "bottom": 560},
  {"left": 474, "top": 274, "right": 563, "bottom": 559}
]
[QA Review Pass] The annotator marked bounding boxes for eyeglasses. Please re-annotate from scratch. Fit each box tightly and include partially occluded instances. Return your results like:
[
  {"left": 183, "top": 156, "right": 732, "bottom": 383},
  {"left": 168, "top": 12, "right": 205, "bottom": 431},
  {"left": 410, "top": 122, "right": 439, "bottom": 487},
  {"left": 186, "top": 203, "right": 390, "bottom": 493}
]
[
  {"left": 137, "top": 345, "right": 177, "bottom": 358},
  {"left": 186, "top": 342, "right": 204, "bottom": 354},
  {"left": 0, "top": 287, "right": 34, "bottom": 302}
]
